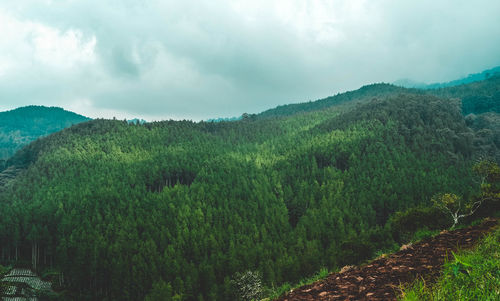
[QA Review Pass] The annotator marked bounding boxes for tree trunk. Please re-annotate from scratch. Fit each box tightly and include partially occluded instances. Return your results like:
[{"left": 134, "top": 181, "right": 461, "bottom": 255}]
[{"left": 32, "top": 242, "right": 38, "bottom": 270}]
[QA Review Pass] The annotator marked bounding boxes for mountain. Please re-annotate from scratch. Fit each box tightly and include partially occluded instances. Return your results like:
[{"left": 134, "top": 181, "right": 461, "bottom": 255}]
[
  {"left": 0, "top": 78, "right": 499, "bottom": 300},
  {"left": 258, "top": 74, "right": 500, "bottom": 119},
  {"left": 0, "top": 106, "right": 90, "bottom": 160},
  {"left": 392, "top": 78, "right": 428, "bottom": 89},
  {"left": 257, "top": 83, "right": 410, "bottom": 119},
  {"left": 429, "top": 75, "right": 500, "bottom": 115},
  {"left": 394, "top": 65, "right": 500, "bottom": 89}
]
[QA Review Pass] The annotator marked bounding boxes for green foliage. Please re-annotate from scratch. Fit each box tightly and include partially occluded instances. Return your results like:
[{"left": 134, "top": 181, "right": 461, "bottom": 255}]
[
  {"left": 432, "top": 161, "right": 500, "bottom": 229},
  {"left": 258, "top": 75, "right": 500, "bottom": 120},
  {"left": 37, "top": 289, "right": 65, "bottom": 301},
  {"left": 429, "top": 75, "right": 500, "bottom": 115},
  {"left": 432, "top": 193, "right": 461, "bottom": 211},
  {"left": 0, "top": 106, "right": 90, "bottom": 160},
  {"left": 411, "top": 229, "right": 440, "bottom": 243},
  {"left": 336, "top": 236, "right": 375, "bottom": 266},
  {"left": 257, "top": 83, "right": 410, "bottom": 119},
  {"left": 400, "top": 227, "right": 500, "bottom": 300},
  {"left": 474, "top": 160, "right": 500, "bottom": 198},
  {"left": 432, "top": 193, "right": 466, "bottom": 229},
  {"left": 390, "top": 206, "right": 450, "bottom": 243},
  {"left": 266, "top": 267, "right": 330, "bottom": 300},
  {"left": 144, "top": 280, "right": 177, "bottom": 301}
]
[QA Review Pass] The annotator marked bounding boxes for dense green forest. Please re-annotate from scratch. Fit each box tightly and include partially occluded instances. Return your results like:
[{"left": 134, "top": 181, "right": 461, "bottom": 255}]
[
  {"left": 0, "top": 77, "right": 499, "bottom": 300},
  {"left": 0, "top": 106, "right": 90, "bottom": 161}
]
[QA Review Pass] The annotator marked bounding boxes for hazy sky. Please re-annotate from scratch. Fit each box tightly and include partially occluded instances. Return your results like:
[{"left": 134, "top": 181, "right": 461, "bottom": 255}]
[{"left": 0, "top": 0, "right": 499, "bottom": 120}]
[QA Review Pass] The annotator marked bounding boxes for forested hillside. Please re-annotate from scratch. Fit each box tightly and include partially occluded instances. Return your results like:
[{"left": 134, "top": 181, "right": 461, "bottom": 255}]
[
  {"left": 0, "top": 106, "right": 90, "bottom": 160},
  {"left": 0, "top": 79, "right": 499, "bottom": 300},
  {"left": 257, "top": 83, "right": 410, "bottom": 119},
  {"left": 258, "top": 75, "right": 500, "bottom": 119}
]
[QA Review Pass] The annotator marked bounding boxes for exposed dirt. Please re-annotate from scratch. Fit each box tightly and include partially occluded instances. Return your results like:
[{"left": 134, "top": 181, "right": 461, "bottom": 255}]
[{"left": 276, "top": 218, "right": 498, "bottom": 301}]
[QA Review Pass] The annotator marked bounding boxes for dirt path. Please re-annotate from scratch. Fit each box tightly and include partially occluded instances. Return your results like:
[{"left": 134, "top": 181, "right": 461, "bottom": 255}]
[{"left": 276, "top": 218, "right": 498, "bottom": 301}]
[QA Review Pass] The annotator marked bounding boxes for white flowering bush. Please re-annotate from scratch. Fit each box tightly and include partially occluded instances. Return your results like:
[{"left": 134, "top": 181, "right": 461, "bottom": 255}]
[{"left": 231, "top": 270, "right": 263, "bottom": 301}]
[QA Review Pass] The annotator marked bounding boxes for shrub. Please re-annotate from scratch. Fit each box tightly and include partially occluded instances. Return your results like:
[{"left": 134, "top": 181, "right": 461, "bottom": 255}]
[
  {"left": 411, "top": 228, "right": 440, "bottom": 243},
  {"left": 337, "top": 237, "right": 375, "bottom": 266},
  {"left": 390, "top": 206, "right": 450, "bottom": 243},
  {"left": 231, "top": 270, "right": 263, "bottom": 301}
]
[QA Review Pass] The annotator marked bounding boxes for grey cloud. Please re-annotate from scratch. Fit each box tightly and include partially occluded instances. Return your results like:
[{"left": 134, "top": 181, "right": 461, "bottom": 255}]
[
  {"left": 108, "top": 46, "right": 141, "bottom": 78},
  {"left": 1, "top": 0, "right": 500, "bottom": 120}
]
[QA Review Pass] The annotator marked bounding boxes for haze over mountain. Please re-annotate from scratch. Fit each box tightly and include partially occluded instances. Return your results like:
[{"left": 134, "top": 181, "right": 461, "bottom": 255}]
[
  {"left": 394, "top": 65, "right": 500, "bottom": 89},
  {"left": 0, "top": 75, "right": 498, "bottom": 300}
]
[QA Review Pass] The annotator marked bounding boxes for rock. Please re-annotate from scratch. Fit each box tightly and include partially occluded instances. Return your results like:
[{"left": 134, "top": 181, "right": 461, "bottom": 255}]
[
  {"left": 400, "top": 243, "right": 413, "bottom": 250},
  {"left": 340, "top": 265, "right": 355, "bottom": 273}
]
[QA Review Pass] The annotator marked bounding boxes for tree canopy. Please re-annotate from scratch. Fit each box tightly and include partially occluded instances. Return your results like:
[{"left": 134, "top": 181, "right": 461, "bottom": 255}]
[{"left": 0, "top": 79, "right": 498, "bottom": 300}]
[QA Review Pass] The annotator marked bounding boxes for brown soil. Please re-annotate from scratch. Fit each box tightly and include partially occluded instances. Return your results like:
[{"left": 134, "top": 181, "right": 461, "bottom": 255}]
[{"left": 276, "top": 218, "right": 498, "bottom": 301}]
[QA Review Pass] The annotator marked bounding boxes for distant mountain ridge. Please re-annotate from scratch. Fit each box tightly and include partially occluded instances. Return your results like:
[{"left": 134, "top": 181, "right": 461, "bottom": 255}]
[
  {"left": 394, "top": 65, "right": 500, "bottom": 89},
  {"left": 257, "top": 83, "right": 410, "bottom": 119},
  {"left": 257, "top": 74, "right": 500, "bottom": 119},
  {"left": 0, "top": 105, "right": 90, "bottom": 160},
  {"left": 257, "top": 65, "right": 500, "bottom": 120},
  {"left": 2, "top": 69, "right": 499, "bottom": 162}
]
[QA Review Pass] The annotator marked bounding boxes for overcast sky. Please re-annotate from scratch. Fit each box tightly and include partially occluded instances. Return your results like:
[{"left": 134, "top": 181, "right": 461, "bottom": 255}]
[{"left": 0, "top": 0, "right": 499, "bottom": 121}]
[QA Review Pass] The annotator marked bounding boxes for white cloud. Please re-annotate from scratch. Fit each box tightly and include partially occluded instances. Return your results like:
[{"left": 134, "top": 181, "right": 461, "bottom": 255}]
[
  {"left": 31, "top": 25, "right": 97, "bottom": 69},
  {"left": 0, "top": 8, "right": 96, "bottom": 72}
]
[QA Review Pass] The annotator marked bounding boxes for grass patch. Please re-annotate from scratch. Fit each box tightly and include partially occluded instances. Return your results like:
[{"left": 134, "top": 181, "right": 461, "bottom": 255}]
[
  {"left": 411, "top": 228, "right": 441, "bottom": 243},
  {"left": 266, "top": 267, "right": 330, "bottom": 300},
  {"left": 400, "top": 226, "right": 500, "bottom": 300}
]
